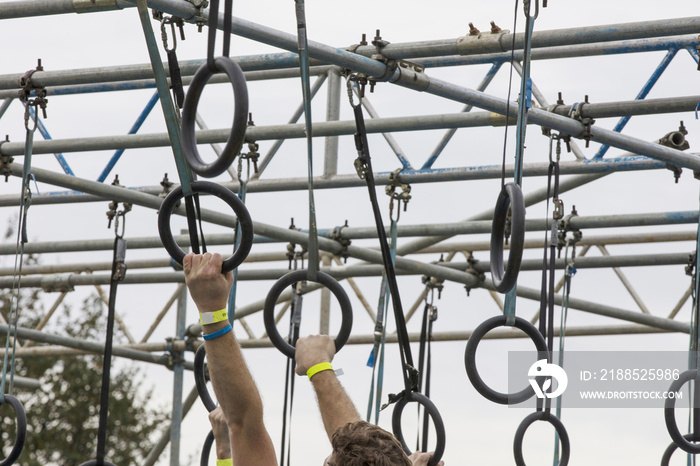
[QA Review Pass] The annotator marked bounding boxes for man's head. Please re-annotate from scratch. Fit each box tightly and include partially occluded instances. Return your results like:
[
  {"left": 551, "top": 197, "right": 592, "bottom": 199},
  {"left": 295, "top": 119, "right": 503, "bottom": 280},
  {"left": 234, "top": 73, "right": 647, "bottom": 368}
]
[{"left": 324, "top": 420, "right": 412, "bottom": 466}]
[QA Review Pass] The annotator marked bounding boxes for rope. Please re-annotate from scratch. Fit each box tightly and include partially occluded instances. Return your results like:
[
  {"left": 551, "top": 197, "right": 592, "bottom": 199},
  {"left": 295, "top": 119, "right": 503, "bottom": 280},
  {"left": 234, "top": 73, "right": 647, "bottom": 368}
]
[
  {"left": 366, "top": 218, "right": 398, "bottom": 424},
  {"left": 417, "top": 297, "right": 437, "bottom": 452},
  {"left": 293, "top": 0, "right": 319, "bottom": 280},
  {"left": 280, "top": 282, "right": 303, "bottom": 466},
  {"left": 553, "top": 241, "right": 575, "bottom": 465},
  {"left": 227, "top": 157, "right": 251, "bottom": 321},
  {"left": 1, "top": 104, "right": 38, "bottom": 401}
]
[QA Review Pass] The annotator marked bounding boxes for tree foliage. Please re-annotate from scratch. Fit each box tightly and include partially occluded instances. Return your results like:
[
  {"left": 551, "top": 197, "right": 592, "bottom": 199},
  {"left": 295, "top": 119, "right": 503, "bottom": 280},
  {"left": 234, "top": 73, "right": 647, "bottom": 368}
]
[{"left": 0, "top": 279, "right": 168, "bottom": 464}]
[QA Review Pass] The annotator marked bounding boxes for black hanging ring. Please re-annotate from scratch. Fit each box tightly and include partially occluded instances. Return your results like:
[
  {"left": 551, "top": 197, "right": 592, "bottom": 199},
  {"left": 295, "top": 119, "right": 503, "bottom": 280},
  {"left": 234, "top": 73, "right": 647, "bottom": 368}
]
[
  {"left": 391, "top": 391, "right": 446, "bottom": 466},
  {"left": 79, "top": 462, "right": 117, "bottom": 466},
  {"left": 661, "top": 433, "right": 700, "bottom": 465},
  {"left": 513, "top": 411, "right": 570, "bottom": 466},
  {"left": 194, "top": 345, "right": 217, "bottom": 412},
  {"left": 465, "top": 315, "right": 548, "bottom": 405},
  {"left": 181, "top": 56, "right": 249, "bottom": 178},
  {"left": 490, "top": 182, "right": 525, "bottom": 293},
  {"left": 157, "top": 180, "right": 253, "bottom": 273},
  {"left": 200, "top": 430, "right": 215, "bottom": 466},
  {"left": 263, "top": 270, "right": 353, "bottom": 359},
  {"left": 665, "top": 369, "right": 700, "bottom": 454},
  {"left": 0, "top": 395, "right": 26, "bottom": 466}
]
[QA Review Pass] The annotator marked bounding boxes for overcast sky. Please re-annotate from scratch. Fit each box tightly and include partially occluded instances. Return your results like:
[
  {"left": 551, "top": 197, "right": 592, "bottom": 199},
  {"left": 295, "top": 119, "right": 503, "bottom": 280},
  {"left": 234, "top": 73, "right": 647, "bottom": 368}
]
[{"left": 1, "top": 1, "right": 700, "bottom": 465}]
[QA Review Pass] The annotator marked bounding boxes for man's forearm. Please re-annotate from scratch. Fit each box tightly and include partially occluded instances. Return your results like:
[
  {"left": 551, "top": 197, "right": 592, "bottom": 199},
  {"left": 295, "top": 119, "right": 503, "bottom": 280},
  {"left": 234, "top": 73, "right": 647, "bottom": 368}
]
[
  {"left": 203, "top": 321, "right": 263, "bottom": 428},
  {"left": 310, "top": 370, "right": 361, "bottom": 441}
]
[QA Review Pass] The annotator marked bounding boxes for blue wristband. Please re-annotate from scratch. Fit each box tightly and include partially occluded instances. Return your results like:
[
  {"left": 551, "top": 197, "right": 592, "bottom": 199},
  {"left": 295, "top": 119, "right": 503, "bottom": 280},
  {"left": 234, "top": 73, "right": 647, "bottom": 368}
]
[{"left": 203, "top": 324, "right": 232, "bottom": 341}]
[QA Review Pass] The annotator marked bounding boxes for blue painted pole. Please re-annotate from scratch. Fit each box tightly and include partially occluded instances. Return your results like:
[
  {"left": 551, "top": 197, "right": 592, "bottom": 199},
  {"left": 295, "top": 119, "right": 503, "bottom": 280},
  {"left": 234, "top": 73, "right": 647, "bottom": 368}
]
[
  {"left": 421, "top": 62, "right": 502, "bottom": 169},
  {"left": 593, "top": 48, "right": 678, "bottom": 160},
  {"left": 688, "top": 46, "right": 700, "bottom": 64},
  {"left": 25, "top": 104, "right": 75, "bottom": 176},
  {"left": 97, "top": 91, "right": 160, "bottom": 183}
]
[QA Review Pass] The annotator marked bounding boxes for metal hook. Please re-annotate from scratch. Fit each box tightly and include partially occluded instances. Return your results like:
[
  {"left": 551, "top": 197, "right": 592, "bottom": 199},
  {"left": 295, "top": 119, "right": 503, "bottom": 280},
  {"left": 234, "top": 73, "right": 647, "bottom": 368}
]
[{"left": 161, "top": 16, "right": 177, "bottom": 52}]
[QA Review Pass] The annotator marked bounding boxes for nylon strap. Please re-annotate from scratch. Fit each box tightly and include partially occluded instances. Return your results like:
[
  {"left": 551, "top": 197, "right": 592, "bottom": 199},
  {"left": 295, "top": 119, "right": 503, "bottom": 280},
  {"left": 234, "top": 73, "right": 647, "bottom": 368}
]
[
  {"left": 293, "top": 0, "right": 319, "bottom": 280},
  {"left": 95, "top": 232, "right": 127, "bottom": 464},
  {"left": 352, "top": 101, "right": 417, "bottom": 394},
  {"left": 502, "top": 0, "right": 536, "bottom": 326},
  {"left": 536, "top": 138, "right": 559, "bottom": 415},
  {"left": 135, "top": 0, "right": 205, "bottom": 257}
]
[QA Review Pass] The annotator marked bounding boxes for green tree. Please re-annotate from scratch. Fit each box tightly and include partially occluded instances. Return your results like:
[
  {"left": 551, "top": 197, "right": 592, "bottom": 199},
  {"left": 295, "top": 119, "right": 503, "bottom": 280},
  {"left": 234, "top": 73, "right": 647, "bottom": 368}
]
[{"left": 0, "top": 276, "right": 168, "bottom": 464}]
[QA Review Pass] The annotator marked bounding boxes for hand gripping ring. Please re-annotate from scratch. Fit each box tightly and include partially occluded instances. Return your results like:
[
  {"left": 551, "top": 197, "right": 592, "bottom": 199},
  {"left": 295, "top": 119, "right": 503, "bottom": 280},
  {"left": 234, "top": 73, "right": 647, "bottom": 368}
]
[
  {"left": 490, "top": 182, "right": 525, "bottom": 293},
  {"left": 513, "top": 411, "right": 570, "bottom": 466},
  {"left": 0, "top": 395, "right": 26, "bottom": 466},
  {"left": 200, "top": 430, "right": 215, "bottom": 466},
  {"left": 263, "top": 270, "right": 353, "bottom": 359},
  {"left": 194, "top": 345, "right": 217, "bottom": 412},
  {"left": 665, "top": 369, "right": 700, "bottom": 454},
  {"left": 661, "top": 433, "right": 700, "bottom": 465},
  {"left": 391, "top": 391, "right": 446, "bottom": 466},
  {"left": 465, "top": 315, "right": 548, "bottom": 405},
  {"left": 157, "top": 180, "right": 253, "bottom": 273},
  {"left": 181, "top": 56, "right": 249, "bottom": 178}
]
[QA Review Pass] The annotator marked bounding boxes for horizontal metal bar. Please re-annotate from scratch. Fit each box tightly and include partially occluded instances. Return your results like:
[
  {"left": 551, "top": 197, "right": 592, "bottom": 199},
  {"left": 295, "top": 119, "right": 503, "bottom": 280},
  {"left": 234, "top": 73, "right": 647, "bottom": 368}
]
[
  {"left": 0, "top": 156, "right": 668, "bottom": 208},
  {"left": 0, "top": 326, "right": 677, "bottom": 355},
  {"left": 416, "top": 35, "right": 700, "bottom": 67},
  {"left": 0, "top": 324, "right": 194, "bottom": 369},
  {"left": 2, "top": 97, "right": 696, "bottom": 156},
  {"left": 415, "top": 230, "right": 698, "bottom": 254},
  {"left": 483, "top": 280, "right": 689, "bottom": 333},
  {"left": 0, "top": 251, "right": 288, "bottom": 274},
  {"left": 0, "top": 65, "right": 335, "bottom": 100},
  {"left": 3, "top": 163, "right": 482, "bottom": 288},
  {"left": 2, "top": 251, "right": 689, "bottom": 290}
]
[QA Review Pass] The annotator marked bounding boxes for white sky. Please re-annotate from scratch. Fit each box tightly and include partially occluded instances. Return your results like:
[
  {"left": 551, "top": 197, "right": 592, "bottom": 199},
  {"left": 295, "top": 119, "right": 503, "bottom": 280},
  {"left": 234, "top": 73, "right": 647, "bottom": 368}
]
[{"left": 1, "top": 0, "right": 700, "bottom": 465}]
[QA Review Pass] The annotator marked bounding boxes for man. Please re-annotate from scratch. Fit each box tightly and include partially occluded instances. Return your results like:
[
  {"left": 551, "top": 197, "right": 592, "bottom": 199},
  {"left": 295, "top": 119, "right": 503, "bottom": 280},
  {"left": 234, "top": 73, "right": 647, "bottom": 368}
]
[{"left": 185, "top": 252, "right": 443, "bottom": 465}]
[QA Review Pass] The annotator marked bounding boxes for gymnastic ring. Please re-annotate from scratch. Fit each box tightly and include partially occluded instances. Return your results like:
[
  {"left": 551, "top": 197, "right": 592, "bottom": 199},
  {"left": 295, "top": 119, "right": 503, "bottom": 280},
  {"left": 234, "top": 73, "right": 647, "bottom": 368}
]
[
  {"left": 665, "top": 369, "right": 700, "bottom": 454},
  {"left": 79, "top": 461, "right": 117, "bottom": 466},
  {"left": 200, "top": 430, "right": 215, "bottom": 466},
  {"left": 490, "top": 182, "right": 525, "bottom": 293},
  {"left": 157, "top": 180, "right": 253, "bottom": 273},
  {"left": 661, "top": 433, "right": 700, "bottom": 465},
  {"left": 513, "top": 411, "right": 570, "bottom": 466},
  {"left": 465, "top": 315, "right": 548, "bottom": 405},
  {"left": 391, "top": 391, "right": 446, "bottom": 466},
  {"left": 194, "top": 345, "right": 217, "bottom": 413},
  {"left": 263, "top": 270, "right": 353, "bottom": 359},
  {"left": 181, "top": 56, "right": 249, "bottom": 178},
  {"left": 0, "top": 395, "right": 26, "bottom": 466}
]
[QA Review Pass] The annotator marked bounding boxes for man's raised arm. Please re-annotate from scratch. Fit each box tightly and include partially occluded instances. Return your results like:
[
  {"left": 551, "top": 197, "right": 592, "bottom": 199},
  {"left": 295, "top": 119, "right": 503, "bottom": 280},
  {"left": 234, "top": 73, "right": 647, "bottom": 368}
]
[{"left": 184, "top": 252, "right": 277, "bottom": 466}]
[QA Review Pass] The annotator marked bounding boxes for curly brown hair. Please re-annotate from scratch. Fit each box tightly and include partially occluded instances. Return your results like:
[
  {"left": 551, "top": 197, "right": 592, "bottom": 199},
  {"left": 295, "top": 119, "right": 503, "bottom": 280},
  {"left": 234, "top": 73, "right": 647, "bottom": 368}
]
[{"left": 327, "top": 420, "right": 412, "bottom": 466}]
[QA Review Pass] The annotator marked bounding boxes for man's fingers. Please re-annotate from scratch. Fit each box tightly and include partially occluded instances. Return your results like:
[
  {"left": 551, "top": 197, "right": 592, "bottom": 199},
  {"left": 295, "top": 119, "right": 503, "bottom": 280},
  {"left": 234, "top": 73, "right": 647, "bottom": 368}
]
[{"left": 183, "top": 253, "right": 193, "bottom": 275}]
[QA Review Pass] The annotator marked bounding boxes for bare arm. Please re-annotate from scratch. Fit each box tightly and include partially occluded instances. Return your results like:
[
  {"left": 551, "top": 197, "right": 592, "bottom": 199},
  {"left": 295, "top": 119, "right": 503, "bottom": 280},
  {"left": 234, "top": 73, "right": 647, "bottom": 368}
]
[
  {"left": 295, "top": 335, "right": 361, "bottom": 441},
  {"left": 185, "top": 253, "right": 277, "bottom": 466}
]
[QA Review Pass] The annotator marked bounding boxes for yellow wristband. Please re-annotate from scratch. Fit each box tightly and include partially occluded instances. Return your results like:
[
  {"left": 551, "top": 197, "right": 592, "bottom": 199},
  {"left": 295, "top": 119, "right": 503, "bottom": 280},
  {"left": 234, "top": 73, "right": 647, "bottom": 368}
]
[
  {"left": 200, "top": 309, "right": 229, "bottom": 325},
  {"left": 217, "top": 459, "right": 233, "bottom": 466},
  {"left": 307, "top": 362, "right": 333, "bottom": 379}
]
